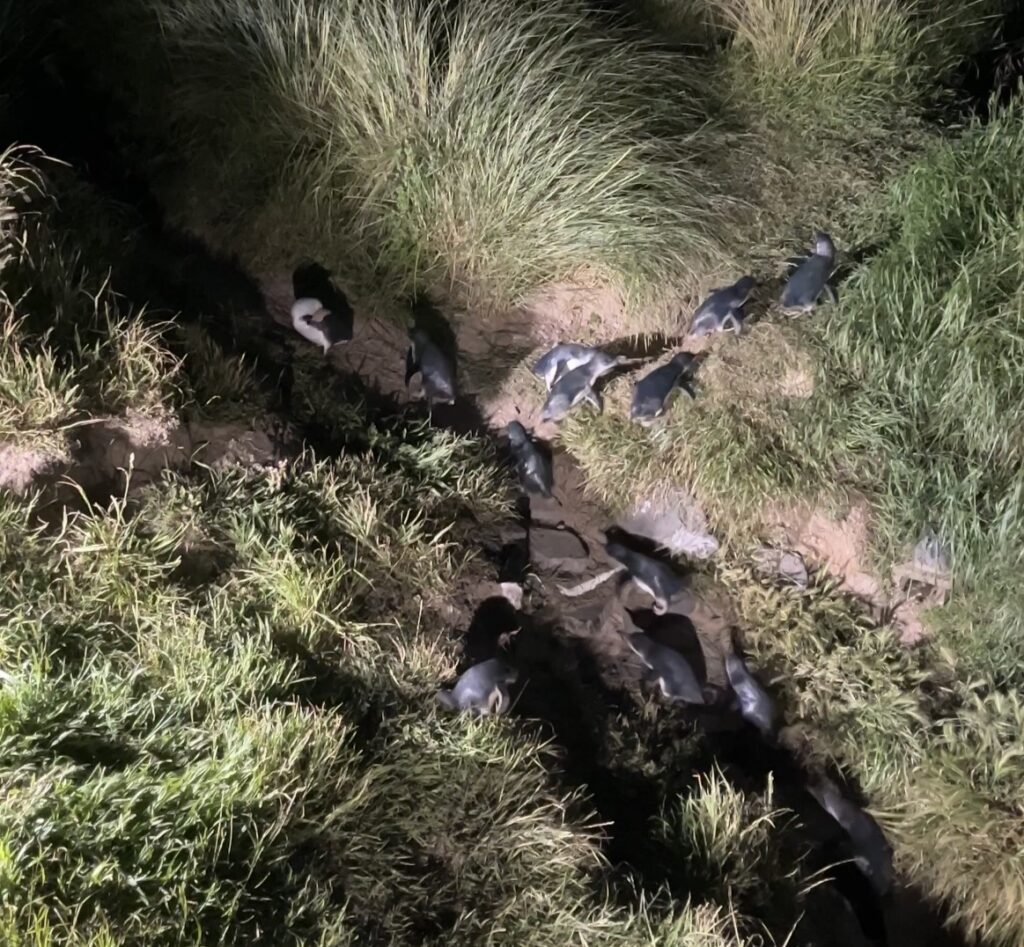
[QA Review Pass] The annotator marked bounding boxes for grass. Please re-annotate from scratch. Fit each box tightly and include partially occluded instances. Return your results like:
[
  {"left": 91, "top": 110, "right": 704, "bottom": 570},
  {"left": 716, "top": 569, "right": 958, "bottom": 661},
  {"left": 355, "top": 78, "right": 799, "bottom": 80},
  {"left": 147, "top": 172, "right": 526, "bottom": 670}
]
[
  {"left": 0, "top": 155, "right": 181, "bottom": 461},
  {"left": 0, "top": 149, "right": 817, "bottom": 944},
  {"left": 723, "top": 566, "right": 1024, "bottom": 945},
  {"left": 566, "top": 103, "right": 1024, "bottom": 944},
  {"left": 74, "top": 0, "right": 732, "bottom": 311}
]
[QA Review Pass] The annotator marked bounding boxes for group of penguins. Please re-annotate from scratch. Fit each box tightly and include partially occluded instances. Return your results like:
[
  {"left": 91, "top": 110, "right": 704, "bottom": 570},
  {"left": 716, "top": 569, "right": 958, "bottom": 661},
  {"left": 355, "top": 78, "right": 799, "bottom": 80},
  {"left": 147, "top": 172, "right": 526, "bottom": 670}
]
[{"left": 289, "top": 233, "right": 896, "bottom": 911}]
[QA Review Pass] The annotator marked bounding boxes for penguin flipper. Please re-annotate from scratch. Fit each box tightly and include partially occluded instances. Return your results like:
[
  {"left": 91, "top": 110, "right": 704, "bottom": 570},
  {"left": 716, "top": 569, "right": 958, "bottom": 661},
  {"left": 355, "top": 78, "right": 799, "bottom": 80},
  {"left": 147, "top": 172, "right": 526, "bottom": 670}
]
[
  {"left": 436, "top": 689, "right": 458, "bottom": 711},
  {"left": 405, "top": 346, "right": 419, "bottom": 385},
  {"left": 821, "top": 283, "right": 838, "bottom": 305}
]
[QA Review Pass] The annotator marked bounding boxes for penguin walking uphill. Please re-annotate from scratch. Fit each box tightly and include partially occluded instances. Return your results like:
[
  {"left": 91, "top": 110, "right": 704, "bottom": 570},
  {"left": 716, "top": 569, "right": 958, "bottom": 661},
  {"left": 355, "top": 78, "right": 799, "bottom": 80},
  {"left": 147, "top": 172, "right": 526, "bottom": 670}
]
[
  {"left": 780, "top": 232, "right": 837, "bottom": 312},
  {"left": 689, "top": 275, "right": 757, "bottom": 337},
  {"left": 630, "top": 352, "right": 697, "bottom": 426},
  {"left": 290, "top": 262, "right": 354, "bottom": 354},
  {"left": 406, "top": 326, "right": 457, "bottom": 408},
  {"left": 506, "top": 420, "right": 554, "bottom": 498}
]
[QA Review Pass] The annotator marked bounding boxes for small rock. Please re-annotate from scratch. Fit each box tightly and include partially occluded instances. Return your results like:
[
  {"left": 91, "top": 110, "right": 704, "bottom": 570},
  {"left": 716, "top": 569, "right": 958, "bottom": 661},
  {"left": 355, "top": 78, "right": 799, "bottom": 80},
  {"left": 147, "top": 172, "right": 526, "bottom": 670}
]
[
  {"left": 616, "top": 489, "right": 719, "bottom": 559},
  {"left": 752, "top": 547, "right": 809, "bottom": 589},
  {"left": 912, "top": 527, "right": 950, "bottom": 576},
  {"left": 530, "top": 526, "right": 590, "bottom": 574}
]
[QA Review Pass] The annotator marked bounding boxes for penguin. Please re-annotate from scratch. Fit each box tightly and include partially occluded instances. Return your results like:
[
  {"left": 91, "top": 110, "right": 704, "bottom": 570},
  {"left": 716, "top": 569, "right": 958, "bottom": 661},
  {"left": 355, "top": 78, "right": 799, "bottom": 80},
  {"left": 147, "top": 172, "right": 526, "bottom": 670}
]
[
  {"left": 808, "top": 776, "right": 895, "bottom": 897},
  {"left": 626, "top": 632, "right": 704, "bottom": 704},
  {"left": 436, "top": 658, "right": 519, "bottom": 716},
  {"left": 604, "top": 541, "right": 693, "bottom": 615},
  {"left": 629, "top": 352, "right": 696, "bottom": 425},
  {"left": 533, "top": 344, "right": 637, "bottom": 391},
  {"left": 506, "top": 421, "right": 554, "bottom": 498},
  {"left": 406, "top": 327, "right": 457, "bottom": 407},
  {"left": 689, "top": 275, "right": 756, "bottom": 336},
  {"left": 532, "top": 343, "right": 599, "bottom": 390},
  {"left": 724, "top": 650, "right": 779, "bottom": 741},
  {"left": 780, "top": 232, "right": 837, "bottom": 312},
  {"left": 290, "top": 262, "right": 354, "bottom": 353},
  {"left": 539, "top": 361, "right": 605, "bottom": 423}
]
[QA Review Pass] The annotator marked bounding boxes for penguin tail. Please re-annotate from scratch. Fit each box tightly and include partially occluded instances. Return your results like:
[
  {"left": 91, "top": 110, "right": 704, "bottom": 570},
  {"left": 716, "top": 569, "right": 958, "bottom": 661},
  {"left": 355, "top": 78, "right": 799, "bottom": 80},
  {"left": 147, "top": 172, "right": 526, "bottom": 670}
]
[{"left": 436, "top": 689, "right": 458, "bottom": 711}]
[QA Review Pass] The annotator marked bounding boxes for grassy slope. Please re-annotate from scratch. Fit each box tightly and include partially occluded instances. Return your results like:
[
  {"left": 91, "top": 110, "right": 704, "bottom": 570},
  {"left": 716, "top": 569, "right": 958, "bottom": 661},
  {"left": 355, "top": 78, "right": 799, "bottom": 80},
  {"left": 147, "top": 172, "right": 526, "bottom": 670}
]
[
  {"left": 572, "top": 106, "right": 1024, "bottom": 943},
  {"left": 0, "top": 152, "right": 822, "bottom": 945},
  {"left": 33, "top": 0, "right": 1024, "bottom": 941}
]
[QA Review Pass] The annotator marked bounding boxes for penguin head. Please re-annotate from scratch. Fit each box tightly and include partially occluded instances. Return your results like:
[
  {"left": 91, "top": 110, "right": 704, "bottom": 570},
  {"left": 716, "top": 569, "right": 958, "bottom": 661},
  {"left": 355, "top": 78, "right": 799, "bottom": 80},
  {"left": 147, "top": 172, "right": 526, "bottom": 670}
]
[
  {"left": 813, "top": 232, "right": 835, "bottom": 258},
  {"left": 733, "top": 275, "right": 757, "bottom": 300},
  {"left": 505, "top": 420, "right": 529, "bottom": 445}
]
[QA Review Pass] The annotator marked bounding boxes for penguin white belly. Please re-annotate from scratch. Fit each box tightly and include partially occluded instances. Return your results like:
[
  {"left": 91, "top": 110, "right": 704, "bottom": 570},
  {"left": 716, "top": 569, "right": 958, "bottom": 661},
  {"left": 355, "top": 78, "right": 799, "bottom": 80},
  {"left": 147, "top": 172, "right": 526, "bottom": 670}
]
[{"left": 291, "top": 297, "right": 329, "bottom": 350}]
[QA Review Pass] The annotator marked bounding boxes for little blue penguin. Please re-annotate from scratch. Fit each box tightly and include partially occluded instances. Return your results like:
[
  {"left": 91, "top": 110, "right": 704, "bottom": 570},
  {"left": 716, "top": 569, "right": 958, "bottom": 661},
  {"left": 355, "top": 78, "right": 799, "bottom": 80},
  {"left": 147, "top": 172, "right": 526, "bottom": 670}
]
[
  {"left": 532, "top": 343, "right": 599, "bottom": 390},
  {"left": 630, "top": 352, "right": 696, "bottom": 425},
  {"left": 725, "top": 651, "right": 778, "bottom": 741},
  {"left": 539, "top": 360, "right": 605, "bottom": 423},
  {"left": 436, "top": 658, "right": 519, "bottom": 716},
  {"left": 506, "top": 421, "right": 554, "bottom": 497},
  {"left": 533, "top": 344, "right": 636, "bottom": 391},
  {"left": 604, "top": 541, "right": 693, "bottom": 615},
  {"left": 689, "top": 275, "right": 756, "bottom": 336},
  {"left": 808, "top": 776, "right": 895, "bottom": 897},
  {"left": 626, "top": 633, "right": 704, "bottom": 704},
  {"left": 406, "top": 327, "right": 457, "bottom": 407},
  {"left": 781, "top": 232, "right": 837, "bottom": 311},
  {"left": 290, "top": 262, "right": 354, "bottom": 354}
]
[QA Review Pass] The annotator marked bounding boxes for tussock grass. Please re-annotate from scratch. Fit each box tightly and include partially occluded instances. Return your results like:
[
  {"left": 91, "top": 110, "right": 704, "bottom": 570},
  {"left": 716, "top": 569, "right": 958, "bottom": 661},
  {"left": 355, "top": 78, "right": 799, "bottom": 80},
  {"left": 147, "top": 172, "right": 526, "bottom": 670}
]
[
  {"left": 725, "top": 565, "right": 1024, "bottom": 945},
  {"left": 657, "top": 768, "right": 800, "bottom": 914},
  {"left": 88, "top": 0, "right": 728, "bottom": 309}
]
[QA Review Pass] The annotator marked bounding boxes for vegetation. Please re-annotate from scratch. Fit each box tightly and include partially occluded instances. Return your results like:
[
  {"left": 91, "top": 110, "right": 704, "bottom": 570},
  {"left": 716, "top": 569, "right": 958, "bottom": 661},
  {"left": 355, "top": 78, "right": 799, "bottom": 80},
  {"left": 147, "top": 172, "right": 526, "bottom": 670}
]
[
  {"left": 570, "top": 104, "right": 1024, "bottom": 943},
  {"left": 0, "top": 155, "right": 809, "bottom": 944},
  {"left": 3, "top": 0, "right": 1024, "bottom": 943}
]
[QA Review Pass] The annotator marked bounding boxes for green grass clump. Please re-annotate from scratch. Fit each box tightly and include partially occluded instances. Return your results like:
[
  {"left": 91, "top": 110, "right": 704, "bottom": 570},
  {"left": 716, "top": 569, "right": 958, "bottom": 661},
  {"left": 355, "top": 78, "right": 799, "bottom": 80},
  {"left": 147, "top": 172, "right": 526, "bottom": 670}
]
[
  {"left": 82, "top": 0, "right": 727, "bottom": 309},
  {"left": 725, "top": 567, "right": 1024, "bottom": 945},
  {"left": 0, "top": 440, "right": 786, "bottom": 945}
]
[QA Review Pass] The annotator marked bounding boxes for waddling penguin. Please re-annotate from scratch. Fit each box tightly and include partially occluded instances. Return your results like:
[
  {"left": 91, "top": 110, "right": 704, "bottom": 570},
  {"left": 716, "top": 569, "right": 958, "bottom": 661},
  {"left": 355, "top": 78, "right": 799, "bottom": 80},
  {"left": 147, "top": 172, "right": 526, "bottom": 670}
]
[
  {"left": 539, "top": 361, "right": 605, "bottom": 423},
  {"left": 781, "top": 232, "right": 837, "bottom": 312},
  {"left": 290, "top": 262, "right": 354, "bottom": 354},
  {"left": 533, "top": 344, "right": 636, "bottom": 391},
  {"left": 626, "top": 633, "right": 704, "bottom": 704},
  {"left": 436, "top": 658, "right": 518, "bottom": 716},
  {"left": 689, "top": 275, "right": 756, "bottom": 336},
  {"left": 630, "top": 352, "right": 696, "bottom": 425},
  {"left": 808, "top": 776, "right": 895, "bottom": 897},
  {"left": 406, "top": 327, "right": 456, "bottom": 407},
  {"left": 506, "top": 421, "right": 554, "bottom": 498},
  {"left": 532, "top": 343, "right": 599, "bottom": 390},
  {"left": 604, "top": 541, "right": 693, "bottom": 615},
  {"left": 725, "top": 650, "right": 778, "bottom": 741}
]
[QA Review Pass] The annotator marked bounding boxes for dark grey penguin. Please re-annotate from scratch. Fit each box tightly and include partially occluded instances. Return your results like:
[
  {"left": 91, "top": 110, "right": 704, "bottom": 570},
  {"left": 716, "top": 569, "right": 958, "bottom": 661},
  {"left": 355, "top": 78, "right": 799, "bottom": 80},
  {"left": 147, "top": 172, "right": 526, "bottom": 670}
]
[
  {"left": 630, "top": 352, "right": 696, "bottom": 425},
  {"left": 626, "top": 633, "right": 704, "bottom": 704},
  {"left": 539, "top": 361, "right": 604, "bottom": 423},
  {"left": 808, "top": 776, "right": 895, "bottom": 897},
  {"left": 781, "top": 232, "right": 837, "bottom": 311},
  {"left": 506, "top": 421, "right": 553, "bottom": 497},
  {"left": 724, "top": 651, "right": 778, "bottom": 741},
  {"left": 436, "top": 658, "right": 518, "bottom": 716},
  {"left": 689, "top": 275, "right": 756, "bottom": 336},
  {"left": 604, "top": 541, "right": 692, "bottom": 615},
  {"left": 290, "top": 262, "right": 354, "bottom": 353},
  {"left": 406, "top": 327, "right": 456, "bottom": 407}
]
